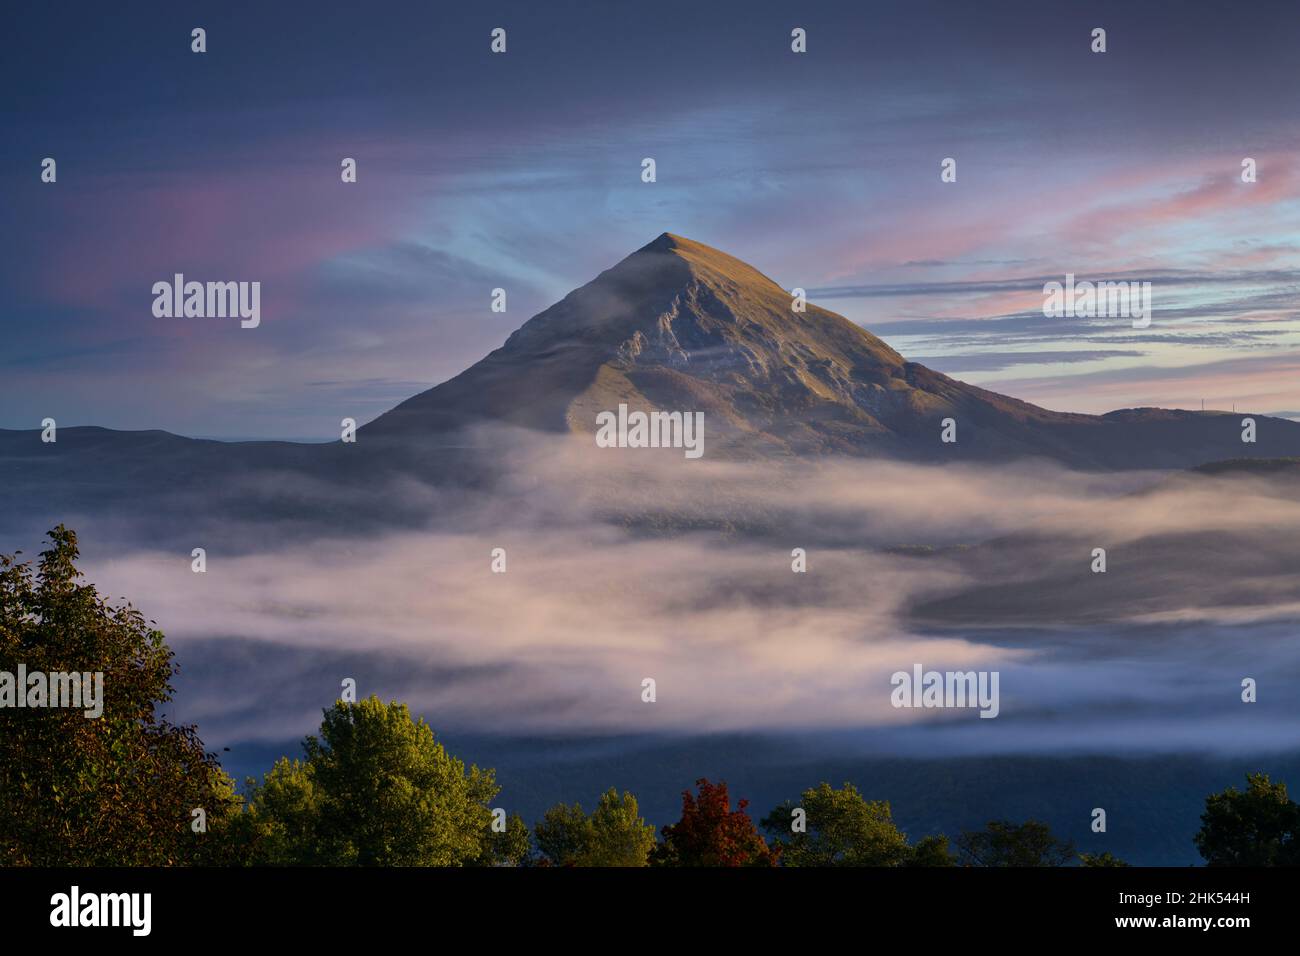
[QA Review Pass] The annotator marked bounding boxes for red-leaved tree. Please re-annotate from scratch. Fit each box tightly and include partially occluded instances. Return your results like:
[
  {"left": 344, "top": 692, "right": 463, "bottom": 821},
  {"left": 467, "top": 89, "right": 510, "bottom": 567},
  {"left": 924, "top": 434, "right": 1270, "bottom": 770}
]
[{"left": 651, "top": 778, "right": 778, "bottom": 866}]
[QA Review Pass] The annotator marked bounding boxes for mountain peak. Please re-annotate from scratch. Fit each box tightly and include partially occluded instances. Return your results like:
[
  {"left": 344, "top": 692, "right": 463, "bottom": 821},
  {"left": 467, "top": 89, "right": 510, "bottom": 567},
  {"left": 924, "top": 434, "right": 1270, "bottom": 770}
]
[
  {"left": 365, "top": 232, "right": 915, "bottom": 443},
  {"left": 360, "top": 234, "right": 1300, "bottom": 468},
  {"left": 637, "top": 231, "right": 681, "bottom": 251},
  {"left": 635, "top": 231, "right": 703, "bottom": 255},
  {"left": 621, "top": 232, "right": 788, "bottom": 295}
]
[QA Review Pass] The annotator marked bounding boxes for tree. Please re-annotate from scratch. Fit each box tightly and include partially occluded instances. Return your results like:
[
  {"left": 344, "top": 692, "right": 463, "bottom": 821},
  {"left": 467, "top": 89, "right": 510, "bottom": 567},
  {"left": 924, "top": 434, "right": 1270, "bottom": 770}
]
[
  {"left": 0, "top": 526, "right": 239, "bottom": 865},
  {"left": 533, "top": 788, "right": 656, "bottom": 866},
  {"left": 232, "top": 757, "right": 325, "bottom": 866},
  {"left": 761, "top": 782, "right": 912, "bottom": 866},
  {"left": 534, "top": 802, "right": 592, "bottom": 867},
  {"left": 478, "top": 811, "right": 532, "bottom": 867},
  {"left": 651, "top": 778, "right": 777, "bottom": 867},
  {"left": 906, "top": 834, "right": 958, "bottom": 867},
  {"left": 1194, "top": 773, "right": 1300, "bottom": 866},
  {"left": 956, "top": 820, "right": 1076, "bottom": 867},
  {"left": 588, "top": 789, "right": 657, "bottom": 866},
  {"left": 242, "top": 696, "right": 500, "bottom": 865},
  {"left": 1080, "top": 852, "right": 1129, "bottom": 867}
]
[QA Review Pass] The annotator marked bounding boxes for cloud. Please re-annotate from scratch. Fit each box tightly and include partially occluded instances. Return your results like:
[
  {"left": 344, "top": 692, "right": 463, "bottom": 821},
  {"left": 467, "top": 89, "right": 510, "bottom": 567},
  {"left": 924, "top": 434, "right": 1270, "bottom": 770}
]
[
  {"left": 912, "top": 350, "right": 1147, "bottom": 373},
  {"left": 48, "top": 429, "right": 1300, "bottom": 757}
]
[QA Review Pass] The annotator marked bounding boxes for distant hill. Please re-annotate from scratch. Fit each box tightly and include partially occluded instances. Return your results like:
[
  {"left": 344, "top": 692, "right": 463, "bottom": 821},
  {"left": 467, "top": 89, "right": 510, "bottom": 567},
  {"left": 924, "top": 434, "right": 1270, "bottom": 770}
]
[{"left": 1191, "top": 456, "right": 1300, "bottom": 477}]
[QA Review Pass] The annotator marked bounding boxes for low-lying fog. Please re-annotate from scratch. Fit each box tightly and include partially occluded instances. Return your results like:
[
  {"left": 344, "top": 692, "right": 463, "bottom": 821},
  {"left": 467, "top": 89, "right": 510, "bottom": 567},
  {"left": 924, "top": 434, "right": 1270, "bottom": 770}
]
[{"left": 8, "top": 426, "right": 1295, "bottom": 758}]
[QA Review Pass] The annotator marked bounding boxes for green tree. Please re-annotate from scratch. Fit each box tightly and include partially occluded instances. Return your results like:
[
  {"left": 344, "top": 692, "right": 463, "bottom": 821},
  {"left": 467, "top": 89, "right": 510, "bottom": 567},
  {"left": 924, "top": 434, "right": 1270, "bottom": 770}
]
[
  {"left": 1080, "top": 851, "right": 1130, "bottom": 867},
  {"left": 956, "top": 820, "right": 1076, "bottom": 867},
  {"left": 0, "top": 527, "right": 239, "bottom": 865},
  {"left": 1194, "top": 773, "right": 1300, "bottom": 866},
  {"left": 534, "top": 802, "right": 591, "bottom": 866},
  {"left": 588, "top": 788, "right": 657, "bottom": 866},
  {"left": 906, "top": 834, "right": 957, "bottom": 867},
  {"left": 534, "top": 789, "right": 656, "bottom": 866},
  {"left": 761, "top": 782, "right": 912, "bottom": 866},
  {"left": 478, "top": 811, "right": 532, "bottom": 866},
  {"left": 242, "top": 696, "right": 500, "bottom": 865},
  {"left": 233, "top": 757, "right": 325, "bottom": 865}
]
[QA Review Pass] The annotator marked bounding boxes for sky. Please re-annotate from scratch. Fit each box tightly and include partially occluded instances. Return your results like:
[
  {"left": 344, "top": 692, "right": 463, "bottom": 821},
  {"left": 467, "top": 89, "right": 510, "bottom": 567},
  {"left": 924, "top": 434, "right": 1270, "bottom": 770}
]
[{"left": 3, "top": 0, "right": 1299, "bottom": 438}]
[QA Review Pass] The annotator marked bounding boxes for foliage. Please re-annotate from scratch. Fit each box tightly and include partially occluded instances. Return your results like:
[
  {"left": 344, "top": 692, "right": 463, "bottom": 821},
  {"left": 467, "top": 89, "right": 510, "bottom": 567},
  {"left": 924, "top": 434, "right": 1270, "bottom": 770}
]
[
  {"left": 0, "top": 527, "right": 239, "bottom": 865},
  {"left": 241, "top": 695, "right": 499, "bottom": 866},
  {"left": 906, "top": 834, "right": 958, "bottom": 866},
  {"left": 1194, "top": 773, "right": 1300, "bottom": 866},
  {"left": 651, "top": 778, "right": 777, "bottom": 867},
  {"left": 955, "top": 820, "right": 1076, "bottom": 867},
  {"left": 534, "top": 788, "right": 656, "bottom": 866},
  {"left": 761, "top": 782, "right": 912, "bottom": 866},
  {"left": 478, "top": 811, "right": 532, "bottom": 866}
]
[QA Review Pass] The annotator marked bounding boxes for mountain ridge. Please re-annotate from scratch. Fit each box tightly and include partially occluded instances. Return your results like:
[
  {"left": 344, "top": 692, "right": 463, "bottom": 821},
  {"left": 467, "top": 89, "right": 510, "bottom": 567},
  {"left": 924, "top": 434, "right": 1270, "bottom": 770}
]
[
  {"left": 360, "top": 233, "right": 1300, "bottom": 469},
  {"left": 3, "top": 233, "right": 1297, "bottom": 472}
]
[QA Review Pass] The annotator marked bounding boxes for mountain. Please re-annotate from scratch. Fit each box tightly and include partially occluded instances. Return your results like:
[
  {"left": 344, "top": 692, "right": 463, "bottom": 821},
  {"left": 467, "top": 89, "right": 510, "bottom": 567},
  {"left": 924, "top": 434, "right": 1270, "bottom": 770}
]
[
  {"left": 4, "top": 232, "right": 1300, "bottom": 504},
  {"left": 362, "top": 233, "right": 1300, "bottom": 468}
]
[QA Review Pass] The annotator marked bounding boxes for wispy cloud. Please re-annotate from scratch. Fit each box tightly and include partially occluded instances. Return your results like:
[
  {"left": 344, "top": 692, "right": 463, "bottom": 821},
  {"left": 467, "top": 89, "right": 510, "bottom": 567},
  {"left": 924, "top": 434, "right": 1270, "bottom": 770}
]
[{"left": 53, "top": 430, "right": 1300, "bottom": 755}]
